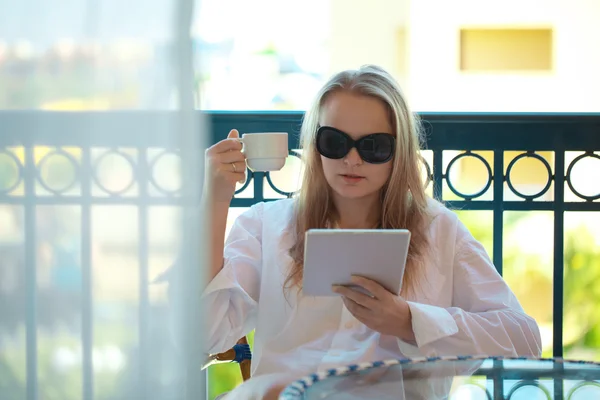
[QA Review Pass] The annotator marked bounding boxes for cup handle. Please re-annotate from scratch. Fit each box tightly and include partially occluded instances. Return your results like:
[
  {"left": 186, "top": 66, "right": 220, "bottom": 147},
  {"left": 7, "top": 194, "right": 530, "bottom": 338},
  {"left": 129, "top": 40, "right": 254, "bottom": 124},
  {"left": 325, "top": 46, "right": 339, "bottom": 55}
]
[{"left": 238, "top": 138, "right": 245, "bottom": 154}]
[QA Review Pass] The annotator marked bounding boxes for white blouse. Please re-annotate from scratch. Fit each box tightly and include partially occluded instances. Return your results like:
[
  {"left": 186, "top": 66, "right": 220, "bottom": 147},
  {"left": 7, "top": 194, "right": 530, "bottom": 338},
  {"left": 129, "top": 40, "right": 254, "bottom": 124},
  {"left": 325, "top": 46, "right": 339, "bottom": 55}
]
[{"left": 202, "top": 198, "right": 542, "bottom": 378}]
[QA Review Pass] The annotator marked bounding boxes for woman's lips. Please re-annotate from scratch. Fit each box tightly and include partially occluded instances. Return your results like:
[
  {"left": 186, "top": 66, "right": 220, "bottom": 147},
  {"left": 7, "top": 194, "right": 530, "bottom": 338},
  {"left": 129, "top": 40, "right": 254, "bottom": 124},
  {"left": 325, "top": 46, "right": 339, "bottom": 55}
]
[{"left": 341, "top": 174, "right": 365, "bottom": 184}]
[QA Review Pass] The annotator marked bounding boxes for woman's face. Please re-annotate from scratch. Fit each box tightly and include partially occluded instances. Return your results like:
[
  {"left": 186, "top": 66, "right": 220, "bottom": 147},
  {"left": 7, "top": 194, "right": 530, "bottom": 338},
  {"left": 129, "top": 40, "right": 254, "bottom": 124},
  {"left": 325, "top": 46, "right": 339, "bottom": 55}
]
[{"left": 318, "top": 91, "right": 394, "bottom": 201}]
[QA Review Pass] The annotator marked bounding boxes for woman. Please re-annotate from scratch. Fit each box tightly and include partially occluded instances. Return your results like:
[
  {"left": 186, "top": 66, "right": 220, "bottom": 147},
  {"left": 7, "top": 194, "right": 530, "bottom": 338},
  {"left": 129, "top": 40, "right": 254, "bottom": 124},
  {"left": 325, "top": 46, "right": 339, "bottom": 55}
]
[{"left": 201, "top": 65, "right": 541, "bottom": 398}]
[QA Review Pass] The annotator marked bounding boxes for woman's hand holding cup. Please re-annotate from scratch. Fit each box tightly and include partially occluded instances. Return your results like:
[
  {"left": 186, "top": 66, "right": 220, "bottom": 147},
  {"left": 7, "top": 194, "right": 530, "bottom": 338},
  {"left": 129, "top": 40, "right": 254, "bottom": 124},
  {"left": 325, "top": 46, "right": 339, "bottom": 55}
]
[{"left": 205, "top": 129, "right": 246, "bottom": 203}]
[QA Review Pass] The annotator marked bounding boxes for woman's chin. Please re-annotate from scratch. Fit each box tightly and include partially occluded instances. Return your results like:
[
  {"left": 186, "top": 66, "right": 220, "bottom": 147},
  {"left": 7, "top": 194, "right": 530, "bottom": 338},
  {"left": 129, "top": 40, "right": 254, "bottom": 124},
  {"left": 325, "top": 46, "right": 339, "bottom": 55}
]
[{"left": 331, "top": 185, "right": 379, "bottom": 201}]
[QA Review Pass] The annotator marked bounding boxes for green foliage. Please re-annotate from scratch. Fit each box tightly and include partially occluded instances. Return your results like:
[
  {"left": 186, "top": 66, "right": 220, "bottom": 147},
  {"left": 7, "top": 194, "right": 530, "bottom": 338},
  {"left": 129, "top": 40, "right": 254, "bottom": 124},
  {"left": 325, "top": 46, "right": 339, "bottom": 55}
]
[
  {"left": 456, "top": 210, "right": 600, "bottom": 361},
  {"left": 563, "top": 227, "right": 600, "bottom": 358},
  {"left": 208, "top": 364, "right": 243, "bottom": 399}
]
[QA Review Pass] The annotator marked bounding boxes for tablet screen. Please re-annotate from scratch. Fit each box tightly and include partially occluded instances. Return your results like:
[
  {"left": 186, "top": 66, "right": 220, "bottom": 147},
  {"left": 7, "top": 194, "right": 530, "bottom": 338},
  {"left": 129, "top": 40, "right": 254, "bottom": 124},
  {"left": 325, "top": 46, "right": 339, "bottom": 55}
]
[{"left": 302, "top": 229, "right": 411, "bottom": 297}]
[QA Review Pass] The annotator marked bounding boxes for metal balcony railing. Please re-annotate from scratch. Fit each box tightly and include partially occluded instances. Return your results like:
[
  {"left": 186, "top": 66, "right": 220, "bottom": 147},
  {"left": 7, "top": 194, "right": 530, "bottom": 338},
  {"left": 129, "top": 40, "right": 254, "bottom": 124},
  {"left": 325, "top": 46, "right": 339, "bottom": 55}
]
[{"left": 0, "top": 111, "right": 599, "bottom": 399}]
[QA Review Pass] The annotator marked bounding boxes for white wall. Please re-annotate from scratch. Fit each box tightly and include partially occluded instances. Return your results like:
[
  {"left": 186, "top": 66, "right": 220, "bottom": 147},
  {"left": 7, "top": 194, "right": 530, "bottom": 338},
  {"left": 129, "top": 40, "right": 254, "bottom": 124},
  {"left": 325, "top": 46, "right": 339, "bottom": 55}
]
[
  {"left": 329, "top": 0, "right": 600, "bottom": 112},
  {"left": 329, "top": 0, "right": 409, "bottom": 80},
  {"left": 406, "top": 0, "right": 600, "bottom": 111}
]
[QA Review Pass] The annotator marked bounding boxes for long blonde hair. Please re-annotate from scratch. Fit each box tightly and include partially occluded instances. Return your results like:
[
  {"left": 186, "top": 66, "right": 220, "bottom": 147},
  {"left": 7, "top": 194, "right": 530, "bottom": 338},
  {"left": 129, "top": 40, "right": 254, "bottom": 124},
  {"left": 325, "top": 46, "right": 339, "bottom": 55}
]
[{"left": 287, "top": 65, "right": 431, "bottom": 297}]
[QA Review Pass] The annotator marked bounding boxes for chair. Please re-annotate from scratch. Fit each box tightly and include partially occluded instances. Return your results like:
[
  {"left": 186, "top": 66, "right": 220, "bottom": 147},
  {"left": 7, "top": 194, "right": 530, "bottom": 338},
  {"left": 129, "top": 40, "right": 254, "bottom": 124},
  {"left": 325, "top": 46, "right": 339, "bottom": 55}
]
[{"left": 203, "top": 336, "right": 252, "bottom": 381}]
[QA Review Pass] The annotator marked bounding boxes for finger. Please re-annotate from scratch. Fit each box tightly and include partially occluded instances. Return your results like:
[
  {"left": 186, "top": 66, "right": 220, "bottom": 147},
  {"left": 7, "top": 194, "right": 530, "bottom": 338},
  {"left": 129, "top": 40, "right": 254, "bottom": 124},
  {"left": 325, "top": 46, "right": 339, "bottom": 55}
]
[
  {"left": 211, "top": 137, "right": 243, "bottom": 153},
  {"left": 219, "top": 161, "right": 247, "bottom": 175},
  {"left": 218, "top": 150, "right": 246, "bottom": 164},
  {"left": 342, "top": 297, "right": 369, "bottom": 320},
  {"left": 235, "top": 172, "right": 248, "bottom": 184},
  {"left": 350, "top": 276, "right": 390, "bottom": 299},
  {"left": 333, "top": 285, "right": 377, "bottom": 309},
  {"left": 221, "top": 171, "right": 246, "bottom": 185},
  {"left": 227, "top": 129, "right": 240, "bottom": 139},
  {"left": 234, "top": 171, "right": 247, "bottom": 184},
  {"left": 232, "top": 161, "right": 247, "bottom": 174}
]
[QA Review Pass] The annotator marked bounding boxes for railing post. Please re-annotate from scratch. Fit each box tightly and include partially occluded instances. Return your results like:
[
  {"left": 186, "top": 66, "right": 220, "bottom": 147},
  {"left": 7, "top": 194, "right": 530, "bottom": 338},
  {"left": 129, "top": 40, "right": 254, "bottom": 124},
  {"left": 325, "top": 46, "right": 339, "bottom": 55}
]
[
  {"left": 553, "top": 147, "right": 566, "bottom": 399},
  {"left": 553, "top": 149, "right": 565, "bottom": 359},
  {"left": 81, "top": 147, "right": 94, "bottom": 400},
  {"left": 137, "top": 147, "right": 151, "bottom": 399},
  {"left": 433, "top": 150, "right": 443, "bottom": 201},
  {"left": 492, "top": 149, "right": 504, "bottom": 276},
  {"left": 24, "top": 144, "right": 38, "bottom": 400}
]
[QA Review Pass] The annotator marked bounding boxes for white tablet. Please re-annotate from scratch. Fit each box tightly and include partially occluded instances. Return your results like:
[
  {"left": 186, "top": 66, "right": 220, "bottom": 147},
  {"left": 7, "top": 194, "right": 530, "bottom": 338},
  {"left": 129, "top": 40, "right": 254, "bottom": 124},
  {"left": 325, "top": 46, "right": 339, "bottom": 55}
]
[{"left": 302, "top": 229, "right": 411, "bottom": 297}]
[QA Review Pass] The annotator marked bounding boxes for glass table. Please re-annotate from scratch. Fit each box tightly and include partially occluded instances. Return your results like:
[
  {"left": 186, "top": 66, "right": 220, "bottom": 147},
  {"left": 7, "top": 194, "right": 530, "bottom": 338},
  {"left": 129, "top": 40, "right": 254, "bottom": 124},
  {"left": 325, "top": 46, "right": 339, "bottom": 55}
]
[{"left": 280, "top": 356, "right": 600, "bottom": 399}]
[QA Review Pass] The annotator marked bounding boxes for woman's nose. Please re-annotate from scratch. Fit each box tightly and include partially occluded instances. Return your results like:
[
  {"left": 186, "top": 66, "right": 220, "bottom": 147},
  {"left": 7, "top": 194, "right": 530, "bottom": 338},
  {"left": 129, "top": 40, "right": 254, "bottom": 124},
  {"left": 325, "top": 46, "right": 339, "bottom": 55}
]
[{"left": 343, "top": 147, "right": 363, "bottom": 166}]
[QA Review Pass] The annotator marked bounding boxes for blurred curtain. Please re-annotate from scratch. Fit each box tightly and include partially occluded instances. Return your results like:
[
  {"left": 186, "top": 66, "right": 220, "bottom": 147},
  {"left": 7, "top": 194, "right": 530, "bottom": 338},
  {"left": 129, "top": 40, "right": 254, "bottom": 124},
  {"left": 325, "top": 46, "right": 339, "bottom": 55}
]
[{"left": 0, "top": 0, "right": 207, "bottom": 399}]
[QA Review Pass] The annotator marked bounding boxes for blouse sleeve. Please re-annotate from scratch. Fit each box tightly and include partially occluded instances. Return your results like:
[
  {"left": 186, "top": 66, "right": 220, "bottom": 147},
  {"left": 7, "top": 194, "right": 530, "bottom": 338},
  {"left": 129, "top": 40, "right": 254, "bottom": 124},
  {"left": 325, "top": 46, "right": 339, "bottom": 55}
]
[
  {"left": 402, "top": 220, "right": 542, "bottom": 358},
  {"left": 201, "top": 202, "right": 264, "bottom": 354}
]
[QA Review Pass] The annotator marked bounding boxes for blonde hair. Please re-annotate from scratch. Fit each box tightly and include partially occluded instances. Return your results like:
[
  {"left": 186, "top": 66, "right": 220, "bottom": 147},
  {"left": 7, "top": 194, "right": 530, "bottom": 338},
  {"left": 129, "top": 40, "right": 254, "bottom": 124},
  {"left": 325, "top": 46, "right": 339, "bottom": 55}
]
[{"left": 287, "top": 65, "right": 431, "bottom": 297}]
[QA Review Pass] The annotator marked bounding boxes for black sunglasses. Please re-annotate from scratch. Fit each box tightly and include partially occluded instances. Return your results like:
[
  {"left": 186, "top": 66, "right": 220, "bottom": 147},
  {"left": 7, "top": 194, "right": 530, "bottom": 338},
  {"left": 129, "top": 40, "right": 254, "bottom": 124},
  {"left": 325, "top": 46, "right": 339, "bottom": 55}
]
[{"left": 316, "top": 126, "right": 395, "bottom": 164}]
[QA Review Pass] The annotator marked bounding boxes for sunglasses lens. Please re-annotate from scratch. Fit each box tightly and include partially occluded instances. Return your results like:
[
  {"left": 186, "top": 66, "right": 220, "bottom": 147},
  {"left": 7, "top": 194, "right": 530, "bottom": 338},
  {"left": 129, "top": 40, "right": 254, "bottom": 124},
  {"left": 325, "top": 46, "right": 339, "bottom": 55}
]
[
  {"left": 316, "top": 128, "right": 350, "bottom": 159},
  {"left": 358, "top": 134, "right": 394, "bottom": 163},
  {"left": 316, "top": 127, "right": 395, "bottom": 163}
]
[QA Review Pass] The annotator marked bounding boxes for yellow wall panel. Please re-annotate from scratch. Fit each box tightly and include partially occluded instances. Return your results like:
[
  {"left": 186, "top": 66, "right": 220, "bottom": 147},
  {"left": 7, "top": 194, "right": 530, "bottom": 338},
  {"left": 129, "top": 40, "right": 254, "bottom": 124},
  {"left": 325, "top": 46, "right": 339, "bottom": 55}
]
[{"left": 460, "top": 28, "right": 553, "bottom": 71}]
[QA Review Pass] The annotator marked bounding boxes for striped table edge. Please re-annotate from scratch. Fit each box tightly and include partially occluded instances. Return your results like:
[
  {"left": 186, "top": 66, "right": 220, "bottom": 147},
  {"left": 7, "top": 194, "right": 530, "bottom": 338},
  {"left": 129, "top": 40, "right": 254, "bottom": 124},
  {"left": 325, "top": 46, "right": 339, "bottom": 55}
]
[{"left": 278, "top": 355, "right": 600, "bottom": 399}]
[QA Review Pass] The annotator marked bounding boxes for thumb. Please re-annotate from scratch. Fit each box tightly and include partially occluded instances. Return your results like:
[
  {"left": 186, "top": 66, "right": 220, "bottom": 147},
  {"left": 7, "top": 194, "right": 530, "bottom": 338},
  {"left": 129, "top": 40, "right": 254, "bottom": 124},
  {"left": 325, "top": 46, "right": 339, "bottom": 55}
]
[{"left": 228, "top": 129, "right": 240, "bottom": 139}]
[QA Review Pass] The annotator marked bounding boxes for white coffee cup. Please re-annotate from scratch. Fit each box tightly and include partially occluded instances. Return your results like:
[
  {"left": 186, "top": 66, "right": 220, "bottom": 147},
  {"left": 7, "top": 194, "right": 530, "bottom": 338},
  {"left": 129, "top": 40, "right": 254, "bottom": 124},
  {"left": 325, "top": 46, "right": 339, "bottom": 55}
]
[{"left": 241, "top": 132, "right": 288, "bottom": 171}]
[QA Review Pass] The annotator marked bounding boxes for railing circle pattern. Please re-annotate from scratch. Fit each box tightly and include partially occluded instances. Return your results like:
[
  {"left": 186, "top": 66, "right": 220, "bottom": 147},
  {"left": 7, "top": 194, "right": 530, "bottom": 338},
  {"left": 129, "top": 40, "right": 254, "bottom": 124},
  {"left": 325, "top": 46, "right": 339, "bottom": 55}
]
[
  {"left": 450, "top": 382, "right": 492, "bottom": 400},
  {"left": 36, "top": 148, "right": 80, "bottom": 195},
  {"left": 0, "top": 149, "right": 24, "bottom": 194},
  {"left": 234, "top": 168, "right": 253, "bottom": 195},
  {"left": 92, "top": 149, "right": 137, "bottom": 196},
  {"left": 505, "top": 152, "right": 553, "bottom": 200},
  {"left": 148, "top": 150, "right": 182, "bottom": 196},
  {"left": 445, "top": 151, "right": 493, "bottom": 200},
  {"left": 422, "top": 157, "right": 432, "bottom": 190},
  {"left": 566, "top": 152, "right": 600, "bottom": 201},
  {"left": 506, "top": 379, "right": 552, "bottom": 399},
  {"left": 264, "top": 150, "right": 302, "bottom": 198},
  {"left": 567, "top": 380, "right": 600, "bottom": 399},
  {"left": 2, "top": 147, "right": 599, "bottom": 205}
]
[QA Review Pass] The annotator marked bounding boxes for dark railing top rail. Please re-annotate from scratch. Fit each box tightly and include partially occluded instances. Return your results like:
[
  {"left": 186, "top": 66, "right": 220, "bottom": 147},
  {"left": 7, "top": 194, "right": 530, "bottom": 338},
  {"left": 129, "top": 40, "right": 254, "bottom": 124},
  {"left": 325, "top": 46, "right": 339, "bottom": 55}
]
[{"left": 1, "top": 111, "right": 599, "bottom": 151}]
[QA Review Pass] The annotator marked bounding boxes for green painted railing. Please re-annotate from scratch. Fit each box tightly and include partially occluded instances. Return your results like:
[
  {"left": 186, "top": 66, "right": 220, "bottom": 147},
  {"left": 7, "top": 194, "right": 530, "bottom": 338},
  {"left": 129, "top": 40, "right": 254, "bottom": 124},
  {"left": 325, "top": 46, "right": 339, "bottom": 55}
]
[{"left": 0, "top": 111, "right": 599, "bottom": 399}]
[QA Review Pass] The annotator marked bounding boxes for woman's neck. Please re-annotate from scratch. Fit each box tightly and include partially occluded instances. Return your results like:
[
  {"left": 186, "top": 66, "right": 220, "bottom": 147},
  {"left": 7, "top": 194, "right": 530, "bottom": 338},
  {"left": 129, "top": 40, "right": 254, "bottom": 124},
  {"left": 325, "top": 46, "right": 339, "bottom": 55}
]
[{"left": 332, "top": 193, "right": 381, "bottom": 229}]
